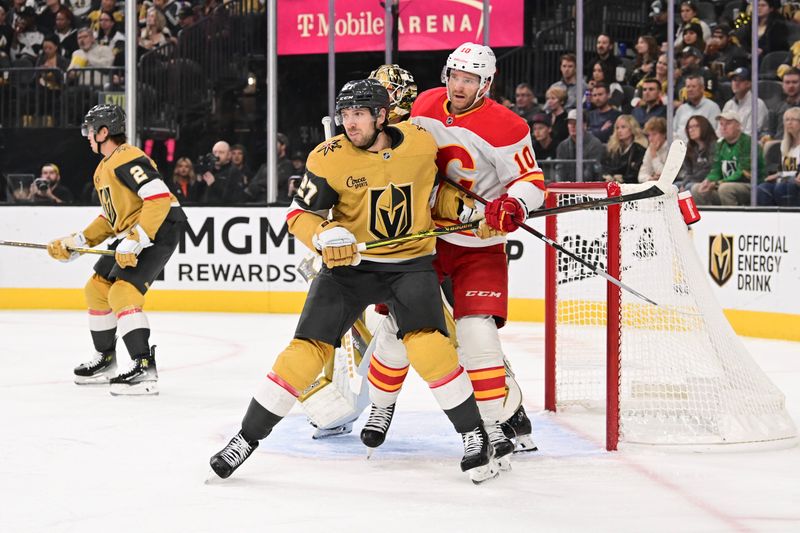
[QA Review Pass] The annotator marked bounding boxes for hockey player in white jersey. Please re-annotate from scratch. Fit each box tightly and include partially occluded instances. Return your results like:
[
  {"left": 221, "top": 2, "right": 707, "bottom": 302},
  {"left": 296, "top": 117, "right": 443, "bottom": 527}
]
[{"left": 360, "top": 44, "right": 545, "bottom": 471}]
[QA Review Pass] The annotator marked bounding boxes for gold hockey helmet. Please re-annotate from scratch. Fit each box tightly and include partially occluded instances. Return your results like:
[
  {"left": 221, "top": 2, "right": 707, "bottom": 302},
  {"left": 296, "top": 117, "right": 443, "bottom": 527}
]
[{"left": 368, "top": 64, "right": 418, "bottom": 123}]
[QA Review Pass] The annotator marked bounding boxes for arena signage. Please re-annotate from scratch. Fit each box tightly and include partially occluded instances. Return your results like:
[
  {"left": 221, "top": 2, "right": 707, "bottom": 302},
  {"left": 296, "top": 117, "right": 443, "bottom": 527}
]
[{"left": 277, "top": 0, "right": 524, "bottom": 55}]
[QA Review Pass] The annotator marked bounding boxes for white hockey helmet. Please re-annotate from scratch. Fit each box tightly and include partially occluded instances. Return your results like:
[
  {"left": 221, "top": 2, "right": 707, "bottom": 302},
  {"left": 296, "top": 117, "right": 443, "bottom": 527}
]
[{"left": 441, "top": 42, "right": 496, "bottom": 100}]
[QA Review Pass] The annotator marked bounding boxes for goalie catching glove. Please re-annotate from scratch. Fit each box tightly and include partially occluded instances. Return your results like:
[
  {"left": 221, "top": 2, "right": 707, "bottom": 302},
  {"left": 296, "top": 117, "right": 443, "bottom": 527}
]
[
  {"left": 312, "top": 220, "right": 362, "bottom": 268},
  {"left": 484, "top": 194, "right": 528, "bottom": 233},
  {"left": 115, "top": 225, "right": 152, "bottom": 269},
  {"left": 47, "top": 232, "right": 87, "bottom": 262}
]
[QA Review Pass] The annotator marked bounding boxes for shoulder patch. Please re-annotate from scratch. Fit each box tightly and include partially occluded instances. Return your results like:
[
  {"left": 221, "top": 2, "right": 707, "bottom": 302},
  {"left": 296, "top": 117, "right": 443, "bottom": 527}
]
[{"left": 316, "top": 138, "right": 343, "bottom": 156}]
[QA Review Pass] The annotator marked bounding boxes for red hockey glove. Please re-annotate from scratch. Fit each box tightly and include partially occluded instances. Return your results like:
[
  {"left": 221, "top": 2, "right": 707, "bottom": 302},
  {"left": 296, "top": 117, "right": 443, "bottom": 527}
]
[{"left": 483, "top": 194, "right": 527, "bottom": 233}]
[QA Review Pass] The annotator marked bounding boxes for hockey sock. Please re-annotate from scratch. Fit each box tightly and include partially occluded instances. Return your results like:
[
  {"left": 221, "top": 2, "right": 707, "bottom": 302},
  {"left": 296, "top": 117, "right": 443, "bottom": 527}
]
[
  {"left": 443, "top": 395, "right": 483, "bottom": 434},
  {"left": 241, "top": 398, "right": 283, "bottom": 442},
  {"left": 88, "top": 309, "right": 117, "bottom": 353}
]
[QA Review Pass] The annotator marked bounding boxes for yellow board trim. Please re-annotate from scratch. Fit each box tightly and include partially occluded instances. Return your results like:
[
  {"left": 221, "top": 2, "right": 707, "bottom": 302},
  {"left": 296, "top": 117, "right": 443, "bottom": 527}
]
[{"left": 1, "top": 291, "right": 798, "bottom": 342}]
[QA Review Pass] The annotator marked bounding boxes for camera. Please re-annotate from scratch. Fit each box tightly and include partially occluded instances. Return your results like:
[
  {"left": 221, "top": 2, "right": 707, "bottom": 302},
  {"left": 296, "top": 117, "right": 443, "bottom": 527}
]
[
  {"left": 34, "top": 177, "right": 50, "bottom": 192},
  {"left": 195, "top": 152, "right": 219, "bottom": 174}
]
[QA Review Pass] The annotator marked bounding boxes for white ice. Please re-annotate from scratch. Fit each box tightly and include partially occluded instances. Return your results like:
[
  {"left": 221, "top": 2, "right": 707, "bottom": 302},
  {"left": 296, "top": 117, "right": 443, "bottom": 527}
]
[{"left": 1, "top": 311, "right": 798, "bottom": 533}]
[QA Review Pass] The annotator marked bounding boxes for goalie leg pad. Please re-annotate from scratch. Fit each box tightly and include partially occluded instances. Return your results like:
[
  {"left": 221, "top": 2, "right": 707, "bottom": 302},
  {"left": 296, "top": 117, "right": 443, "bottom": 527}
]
[
  {"left": 272, "top": 338, "right": 335, "bottom": 395},
  {"left": 457, "top": 315, "right": 506, "bottom": 423},
  {"left": 300, "top": 377, "right": 359, "bottom": 429}
]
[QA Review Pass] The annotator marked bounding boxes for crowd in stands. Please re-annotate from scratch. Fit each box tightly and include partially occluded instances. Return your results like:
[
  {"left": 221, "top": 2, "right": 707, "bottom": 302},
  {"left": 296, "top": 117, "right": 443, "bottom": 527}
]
[{"left": 499, "top": 0, "right": 800, "bottom": 207}]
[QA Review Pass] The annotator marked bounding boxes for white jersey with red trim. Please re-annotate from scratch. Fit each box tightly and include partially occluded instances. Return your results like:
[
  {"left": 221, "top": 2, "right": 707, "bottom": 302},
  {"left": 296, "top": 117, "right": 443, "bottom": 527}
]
[{"left": 410, "top": 87, "right": 544, "bottom": 247}]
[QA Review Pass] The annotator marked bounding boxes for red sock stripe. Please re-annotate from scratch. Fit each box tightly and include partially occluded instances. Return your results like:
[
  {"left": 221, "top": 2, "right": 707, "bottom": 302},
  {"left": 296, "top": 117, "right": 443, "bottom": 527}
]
[
  {"left": 428, "top": 365, "right": 464, "bottom": 389},
  {"left": 116, "top": 307, "right": 142, "bottom": 319},
  {"left": 88, "top": 309, "right": 113, "bottom": 316},
  {"left": 368, "top": 365, "right": 408, "bottom": 389},
  {"left": 267, "top": 371, "right": 300, "bottom": 398},
  {"left": 469, "top": 375, "right": 506, "bottom": 392},
  {"left": 367, "top": 373, "right": 404, "bottom": 393}
]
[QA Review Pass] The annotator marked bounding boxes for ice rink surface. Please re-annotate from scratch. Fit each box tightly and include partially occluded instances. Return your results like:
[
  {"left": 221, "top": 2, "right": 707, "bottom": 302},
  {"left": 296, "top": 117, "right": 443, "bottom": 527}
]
[{"left": 1, "top": 310, "right": 798, "bottom": 533}]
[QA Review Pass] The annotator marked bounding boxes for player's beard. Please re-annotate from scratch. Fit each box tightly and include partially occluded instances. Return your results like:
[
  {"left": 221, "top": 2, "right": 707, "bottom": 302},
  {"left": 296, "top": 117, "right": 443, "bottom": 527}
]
[{"left": 346, "top": 124, "right": 380, "bottom": 149}]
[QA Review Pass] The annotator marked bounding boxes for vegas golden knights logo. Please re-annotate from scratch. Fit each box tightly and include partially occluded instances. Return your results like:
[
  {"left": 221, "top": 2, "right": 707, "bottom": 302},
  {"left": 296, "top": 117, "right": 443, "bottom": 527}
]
[
  {"left": 709, "top": 234, "right": 734, "bottom": 286},
  {"left": 369, "top": 183, "right": 412, "bottom": 239},
  {"left": 98, "top": 186, "right": 117, "bottom": 226}
]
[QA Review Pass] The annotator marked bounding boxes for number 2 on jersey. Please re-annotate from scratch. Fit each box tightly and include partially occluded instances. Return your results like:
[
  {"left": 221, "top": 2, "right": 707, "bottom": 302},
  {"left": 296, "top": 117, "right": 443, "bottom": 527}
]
[{"left": 296, "top": 174, "right": 318, "bottom": 205}]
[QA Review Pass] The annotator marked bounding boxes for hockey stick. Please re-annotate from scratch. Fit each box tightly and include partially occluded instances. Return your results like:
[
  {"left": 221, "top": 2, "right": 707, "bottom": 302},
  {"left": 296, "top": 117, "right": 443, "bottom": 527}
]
[
  {"left": 0, "top": 239, "right": 115, "bottom": 256},
  {"left": 439, "top": 180, "right": 686, "bottom": 308},
  {"left": 446, "top": 140, "right": 687, "bottom": 220},
  {"left": 356, "top": 220, "right": 480, "bottom": 251},
  {"left": 321, "top": 116, "right": 333, "bottom": 140}
]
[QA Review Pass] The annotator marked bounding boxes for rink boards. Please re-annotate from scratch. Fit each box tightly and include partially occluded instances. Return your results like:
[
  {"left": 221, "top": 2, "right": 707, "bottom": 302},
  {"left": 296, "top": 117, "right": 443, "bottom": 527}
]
[{"left": 0, "top": 205, "right": 797, "bottom": 340}]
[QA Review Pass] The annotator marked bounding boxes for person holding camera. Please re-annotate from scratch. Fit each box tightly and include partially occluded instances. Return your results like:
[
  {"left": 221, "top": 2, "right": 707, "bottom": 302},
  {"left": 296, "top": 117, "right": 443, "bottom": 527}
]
[
  {"left": 45, "top": 104, "right": 187, "bottom": 395},
  {"left": 27, "top": 163, "right": 74, "bottom": 204},
  {"left": 199, "top": 140, "right": 244, "bottom": 204}
]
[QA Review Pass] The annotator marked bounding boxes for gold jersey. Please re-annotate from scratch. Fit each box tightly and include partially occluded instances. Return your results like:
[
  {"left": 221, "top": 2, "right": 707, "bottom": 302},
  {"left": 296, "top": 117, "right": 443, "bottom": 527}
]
[
  {"left": 289, "top": 121, "right": 439, "bottom": 262},
  {"left": 83, "top": 144, "right": 185, "bottom": 246}
]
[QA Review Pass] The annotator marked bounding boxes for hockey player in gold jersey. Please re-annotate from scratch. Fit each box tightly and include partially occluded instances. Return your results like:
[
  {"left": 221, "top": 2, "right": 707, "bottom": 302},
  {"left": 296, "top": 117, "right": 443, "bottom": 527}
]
[
  {"left": 210, "top": 79, "right": 497, "bottom": 483},
  {"left": 46, "top": 104, "right": 186, "bottom": 396}
]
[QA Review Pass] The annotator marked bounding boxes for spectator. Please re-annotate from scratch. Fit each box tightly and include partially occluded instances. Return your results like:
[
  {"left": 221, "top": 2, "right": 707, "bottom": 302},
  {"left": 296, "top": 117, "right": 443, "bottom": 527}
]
[
  {"left": 632, "top": 78, "right": 667, "bottom": 127},
  {"left": 638, "top": 117, "right": 669, "bottom": 182},
  {"left": 705, "top": 24, "right": 747, "bottom": 78},
  {"left": 200, "top": 141, "right": 244, "bottom": 203},
  {"left": 34, "top": 34, "right": 67, "bottom": 121},
  {"left": 548, "top": 53, "right": 578, "bottom": 110},
  {"left": 629, "top": 35, "right": 658, "bottom": 88},
  {"left": 721, "top": 67, "right": 768, "bottom": 138},
  {"left": 600, "top": 114, "right": 647, "bottom": 184},
  {"left": 587, "top": 59, "right": 624, "bottom": 110},
  {"left": 530, "top": 113, "right": 557, "bottom": 161},
  {"left": 676, "top": 46, "right": 717, "bottom": 103},
  {"left": 176, "top": 5, "right": 196, "bottom": 37},
  {"left": 554, "top": 108, "right": 606, "bottom": 182},
  {"left": 757, "top": 107, "right": 800, "bottom": 206},
  {"left": 288, "top": 150, "right": 306, "bottom": 198},
  {"left": 66, "top": 0, "right": 93, "bottom": 19},
  {"left": 735, "top": 0, "right": 789, "bottom": 58},
  {"left": 169, "top": 156, "right": 205, "bottom": 203},
  {"left": 587, "top": 83, "right": 622, "bottom": 143},
  {"left": 692, "top": 111, "right": 765, "bottom": 206},
  {"left": 635, "top": 53, "right": 674, "bottom": 106},
  {"left": 230, "top": 143, "right": 252, "bottom": 185},
  {"left": 676, "top": 1, "right": 711, "bottom": 42},
  {"left": 676, "top": 21, "right": 706, "bottom": 57},
  {"left": 645, "top": 0, "right": 669, "bottom": 44},
  {"left": 28, "top": 163, "right": 74, "bottom": 204},
  {"left": 590, "top": 33, "right": 624, "bottom": 84},
  {"left": 770, "top": 68, "right": 800, "bottom": 140},
  {"left": 678, "top": 115, "right": 717, "bottom": 192},
  {"left": 11, "top": 7, "right": 43, "bottom": 65},
  {"left": 673, "top": 74, "right": 721, "bottom": 141},
  {"left": 95, "top": 11, "right": 125, "bottom": 57},
  {"left": 87, "top": 0, "right": 123, "bottom": 32},
  {"left": 545, "top": 86, "right": 569, "bottom": 146},
  {"left": 152, "top": 0, "right": 186, "bottom": 40},
  {"left": 53, "top": 7, "right": 78, "bottom": 59},
  {"left": 139, "top": 7, "right": 170, "bottom": 51},
  {"left": 36, "top": 0, "right": 62, "bottom": 35},
  {"left": 68, "top": 27, "right": 114, "bottom": 86},
  {"left": 243, "top": 133, "right": 293, "bottom": 204},
  {"left": 511, "top": 82, "right": 539, "bottom": 124}
]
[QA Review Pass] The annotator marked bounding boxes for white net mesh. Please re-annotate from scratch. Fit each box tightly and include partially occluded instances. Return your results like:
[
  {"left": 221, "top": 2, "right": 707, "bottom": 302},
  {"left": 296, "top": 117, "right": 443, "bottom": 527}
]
[{"left": 550, "top": 185, "right": 797, "bottom": 445}]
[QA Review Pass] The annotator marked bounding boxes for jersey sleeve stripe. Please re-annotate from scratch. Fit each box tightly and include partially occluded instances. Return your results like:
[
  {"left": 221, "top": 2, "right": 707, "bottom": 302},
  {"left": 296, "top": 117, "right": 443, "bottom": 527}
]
[
  {"left": 137, "top": 179, "right": 170, "bottom": 199},
  {"left": 286, "top": 208, "right": 304, "bottom": 221},
  {"left": 507, "top": 172, "right": 546, "bottom": 190},
  {"left": 143, "top": 192, "right": 171, "bottom": 201}
]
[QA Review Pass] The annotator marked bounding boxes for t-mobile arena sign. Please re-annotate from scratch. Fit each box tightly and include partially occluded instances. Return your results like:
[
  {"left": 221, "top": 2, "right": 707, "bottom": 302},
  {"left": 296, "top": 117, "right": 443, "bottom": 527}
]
[{"left": 278, "top": 0, "right": 524, "bottom": 55}]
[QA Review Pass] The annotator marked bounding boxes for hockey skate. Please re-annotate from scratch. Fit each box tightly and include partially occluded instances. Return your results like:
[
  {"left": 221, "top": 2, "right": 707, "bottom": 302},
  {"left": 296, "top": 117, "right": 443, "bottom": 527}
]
[
  {"left": 360, "top": 403, "right": 395, "bottom": 456},
  {"left": 460, "top": 422, "right": 498, "bottom": 484},
  {"left": 500, "top": 405, "right": 538, "bottom": 453},
  {"left": 487, "top": 422, "right": 515, "bottom": 472},
  {"left": 73, "top": 350, "right": 116, "bottom": 385},
  {"left": 208, "top": 432, "right": 259, "bottom": 481},
  {"left": 109, "top": 347, "right": 158, "bottom": 396}
]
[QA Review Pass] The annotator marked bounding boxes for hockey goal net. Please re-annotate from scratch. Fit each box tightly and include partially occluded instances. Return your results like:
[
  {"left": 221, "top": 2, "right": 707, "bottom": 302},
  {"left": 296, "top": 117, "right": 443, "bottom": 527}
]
[{"left": 544, "top": 182, "right": 797, "bottom": 450}]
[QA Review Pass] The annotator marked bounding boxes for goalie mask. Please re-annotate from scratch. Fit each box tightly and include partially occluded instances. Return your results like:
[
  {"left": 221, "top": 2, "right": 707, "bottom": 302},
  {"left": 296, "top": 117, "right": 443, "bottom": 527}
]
[
  {"left": 441, "top": 42, "right": 496, "bottom": 107},
  {"left": 369, "top": 64, "right": 418, "bottom": 123},
  {"left": 82, "top": 104, "right": 126, "bottom": 137}
]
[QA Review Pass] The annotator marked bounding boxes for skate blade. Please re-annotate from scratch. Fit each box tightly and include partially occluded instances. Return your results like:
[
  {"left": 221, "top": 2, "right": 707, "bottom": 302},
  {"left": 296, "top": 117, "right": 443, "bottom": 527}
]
[
  {"left": 468, "top": 462, "right": 500, "bottom": 485},
  {"left": 312, "top": 422, "right": 354, "bottom": 440},
  {"left": 74, "top": 374, "right": 113, "bottom": 385},
  {"left": 495, "top": 454, "right": 512, "bottom": 472},
  {"left": 204, "top": 469, "right": 225, "bottom": 485},
  {"left": 365, "top": 447, "right": 376, "bottom": 460},
  {"left": 513, "top": 435, "right": 538, "bottom": 453},
  {"left": 109, "top": 380, "right": 159, "bottom": 396}
]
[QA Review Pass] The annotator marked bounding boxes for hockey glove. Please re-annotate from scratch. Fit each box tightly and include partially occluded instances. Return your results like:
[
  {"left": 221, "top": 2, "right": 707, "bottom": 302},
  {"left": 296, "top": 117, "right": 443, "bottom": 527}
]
[
  {"left": 484, "top": 194, "right": 528, "bottom": 233},
  {"left": 115, "top": 225, "right": 152, "bottom": 269},
  {"left": 47, "top": 232, "right": 87, "bottom": 262},
  {"left": 475, "top": 219, "right": 507, "bottom": 239},
  {"left": 312, "top": 221, "right": 362, "bottom": 269}
]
